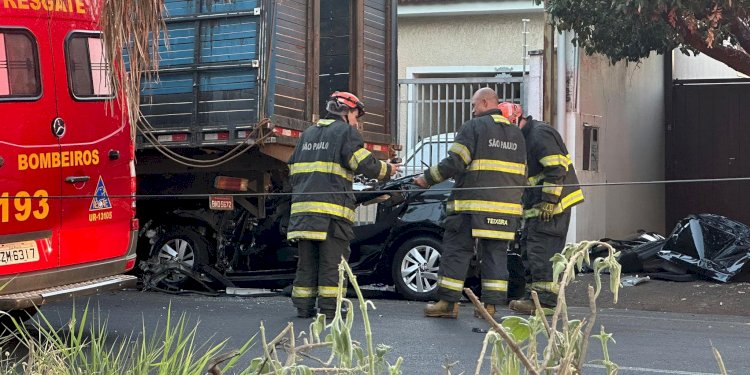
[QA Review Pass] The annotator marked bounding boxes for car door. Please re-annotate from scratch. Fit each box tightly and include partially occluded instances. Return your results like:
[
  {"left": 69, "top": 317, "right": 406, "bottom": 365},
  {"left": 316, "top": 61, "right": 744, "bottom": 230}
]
[
  {"left": 50, "top": 11, "right": 132, "bottom": 267},
  {"left": 0, "top": 14, "right": 61, "bottom": 274}
]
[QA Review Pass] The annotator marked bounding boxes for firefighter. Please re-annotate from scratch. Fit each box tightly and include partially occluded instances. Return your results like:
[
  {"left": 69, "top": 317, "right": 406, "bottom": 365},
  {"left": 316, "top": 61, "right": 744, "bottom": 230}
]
[
  {"left": 287, "top": 91, "right": 400, "bottom": 318},
  {"left": 414, "top": 88, "right": 527, "bottom": 319},
  {"left": 498, "top": 102, "right": 585, "bottom": 315}
]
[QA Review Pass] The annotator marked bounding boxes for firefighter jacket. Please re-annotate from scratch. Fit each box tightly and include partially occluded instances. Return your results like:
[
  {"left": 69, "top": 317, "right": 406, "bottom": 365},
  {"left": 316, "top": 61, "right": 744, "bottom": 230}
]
[
  {"left": 287, "top": 119, "right": 392, "bottom": 241},
  {"left": 521, "top": 117, "right": 584, "bottom": 217},
  {"left": 423, "top": 109, "right": 527, "bottom": 240}
]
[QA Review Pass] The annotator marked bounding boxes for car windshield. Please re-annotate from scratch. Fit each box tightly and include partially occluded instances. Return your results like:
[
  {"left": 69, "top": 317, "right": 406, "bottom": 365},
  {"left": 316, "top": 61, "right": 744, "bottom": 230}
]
[{"left": 404, "top": 136, "right": 454, "bottom": 170}]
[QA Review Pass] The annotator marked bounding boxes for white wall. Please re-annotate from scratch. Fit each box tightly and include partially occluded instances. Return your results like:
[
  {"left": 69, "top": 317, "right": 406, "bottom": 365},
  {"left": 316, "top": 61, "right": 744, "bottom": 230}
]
[
  {"left": 574, "top": 54, "right": 666, "bottom": 239},
  {"left": 673, "top": 51, "right": 746, "bottom": 80},
  {"left": 397, "top": 12, "right": 544, "bottom": 79}
]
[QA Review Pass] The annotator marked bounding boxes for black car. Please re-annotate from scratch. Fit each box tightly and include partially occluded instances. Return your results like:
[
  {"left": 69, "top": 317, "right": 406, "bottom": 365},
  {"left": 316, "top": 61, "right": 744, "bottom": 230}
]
[{"left": 138, "top": 175, "right": 453, "bottom": 301}]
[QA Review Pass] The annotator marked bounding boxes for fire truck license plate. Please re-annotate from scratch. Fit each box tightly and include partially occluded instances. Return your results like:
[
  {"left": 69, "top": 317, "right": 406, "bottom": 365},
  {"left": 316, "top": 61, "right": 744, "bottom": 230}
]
[{"left": 0, "top": 241, "right": 40, "bottom": 266}]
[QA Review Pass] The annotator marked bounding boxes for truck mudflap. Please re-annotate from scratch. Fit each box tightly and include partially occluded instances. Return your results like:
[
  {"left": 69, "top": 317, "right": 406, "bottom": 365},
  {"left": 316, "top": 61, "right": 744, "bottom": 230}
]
[{"left": 0, "top": 275, "right": 137, "bottom": 311}]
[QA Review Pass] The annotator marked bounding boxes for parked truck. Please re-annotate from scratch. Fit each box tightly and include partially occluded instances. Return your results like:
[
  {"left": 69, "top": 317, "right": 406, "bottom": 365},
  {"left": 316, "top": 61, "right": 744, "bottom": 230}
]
[{"left": 135, "top": 0, "right": 399, "bottom": 290}]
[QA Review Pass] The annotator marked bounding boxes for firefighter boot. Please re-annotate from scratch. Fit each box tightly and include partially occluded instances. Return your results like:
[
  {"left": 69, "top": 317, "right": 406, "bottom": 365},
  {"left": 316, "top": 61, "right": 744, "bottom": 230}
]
[
  {"left": 473, "top": 303, "right": 497, "bottom": 320},
  {"left": 424, "top": 300, "right": 459, "bottom": 318},
  {"left": 509, "top": 299, "right": 553, "bottom": 316}
]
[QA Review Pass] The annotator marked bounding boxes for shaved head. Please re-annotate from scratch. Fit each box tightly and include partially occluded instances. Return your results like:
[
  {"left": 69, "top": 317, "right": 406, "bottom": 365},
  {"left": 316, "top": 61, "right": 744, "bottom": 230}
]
[
  {"left": 474, "top": 87, "right": 499, "bottom": 104},
  {"left": 471, "top": 87, "right": 499, "bottom": 116}
]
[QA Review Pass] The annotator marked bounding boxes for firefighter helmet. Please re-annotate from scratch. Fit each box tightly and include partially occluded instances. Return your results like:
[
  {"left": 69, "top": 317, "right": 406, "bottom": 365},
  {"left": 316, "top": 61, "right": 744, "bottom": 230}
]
[
  {"left": 498, "top": 102, "right": 523, "bottom": 124},
  {"left": 326, "top": 91, "right": 366, "bottom": 118}
]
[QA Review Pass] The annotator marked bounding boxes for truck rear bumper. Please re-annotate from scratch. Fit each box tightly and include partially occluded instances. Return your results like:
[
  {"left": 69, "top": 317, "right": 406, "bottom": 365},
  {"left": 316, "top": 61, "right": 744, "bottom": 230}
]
[{"left": 0, "top": 230, "right": 138, "bottom": 310}]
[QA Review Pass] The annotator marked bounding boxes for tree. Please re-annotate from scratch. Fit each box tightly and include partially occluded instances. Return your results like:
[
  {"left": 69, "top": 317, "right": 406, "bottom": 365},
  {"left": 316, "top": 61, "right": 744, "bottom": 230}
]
[{"left": 538, "top": 0, "right": 750, "bottom": 76}]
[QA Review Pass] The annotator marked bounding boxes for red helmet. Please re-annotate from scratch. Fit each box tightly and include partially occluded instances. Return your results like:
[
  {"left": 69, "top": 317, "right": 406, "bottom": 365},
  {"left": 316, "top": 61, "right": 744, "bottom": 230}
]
[
  {"left": 327, "top": 91, "right": 366, "bottom": 118},
  {"left": 498, "top": 102, "right": 523, "bottom": 124}
]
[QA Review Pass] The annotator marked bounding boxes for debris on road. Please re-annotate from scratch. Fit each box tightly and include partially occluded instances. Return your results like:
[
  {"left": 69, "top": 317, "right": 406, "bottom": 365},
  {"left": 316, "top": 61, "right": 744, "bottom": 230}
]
[{"left": 620, "top": 275, "right": 650, "bottom": 287}]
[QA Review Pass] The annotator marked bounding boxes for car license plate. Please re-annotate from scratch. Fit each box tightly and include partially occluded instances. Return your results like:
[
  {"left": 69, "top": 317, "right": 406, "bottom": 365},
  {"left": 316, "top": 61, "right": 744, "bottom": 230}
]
[
  {"left": 0, "top": 240, "right": 40, "bottom": 266},
  {"left": 209, "top": 195, "right": 234, "bottom": 211}
]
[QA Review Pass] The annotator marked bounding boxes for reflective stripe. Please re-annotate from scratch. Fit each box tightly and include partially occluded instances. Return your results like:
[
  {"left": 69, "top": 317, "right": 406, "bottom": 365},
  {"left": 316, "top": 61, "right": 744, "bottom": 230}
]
[
  {"left": 524, "top": 188, "right": 585, "bottom": 218},
  {"left": 288, "top": 231, "right": 328, "bottom": 241},
  {"left": 468, "top": 159, "right": 526, "bottom": 176},
  {"left": 542, "top": 182, "right": 563, "bottom": 196},
  {"left": 523, "top": 189, "right": 583, "bottom": 219},
  {"left": 472, "top": 229, "right": 515, "bottom": 240},
  {"left": 449, "top": 143, "right": 472, "bottom": 165},
  {"left": 531, "top": 281, "right": 560, "bottom": 294},
  {"left": 429, "top": 165, "right": 444, "bottom": 183},
  {"left": 290, "top": 162, "right": 354, "bottom": 181},
  {"left": 528, "top": 172, "right": 545, "bottom": 186},
  {"left": 539, "top": 154, "right": 572, "bottom": 170},
  {"left": 291, "top": 201, "right": 356, "bottom": 222},
  {"left": 482, "top": 279, "right": 508, "bottom": 292},
  {"left": 348, "top": 148, "right": 372, "bottom": 170},
  {"left": 317, "top": 119, "right": 335, "bottom": 126},
  {"left": 377, "top": 161, "right": 388, "bottom": 180},
  {"left": 557, "top": 189, "right": 584, "bottom": 213},
  {"left": 451, "top": 200, "right": 523, "bottom": 215},
  {"left": 318, "top": 286, "right": 341, "bottom": 298},
  {"left": 292, "top": 286, "right": 317, "bottom": 298},
  {"left": 438, "top": 276, "right": 464, "bottom": 291},
  {"left": 491, "top": 114, "right": 511, "bottom": 124}
]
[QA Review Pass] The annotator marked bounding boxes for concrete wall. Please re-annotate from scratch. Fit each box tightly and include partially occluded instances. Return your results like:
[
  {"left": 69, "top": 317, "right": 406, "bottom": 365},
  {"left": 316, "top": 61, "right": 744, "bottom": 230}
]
[
  {"left": 397, "top": 13, "right": 544, "bottom": 78},
  {"left": 396, "top": 10, "right": 666, "bottom": 239},
  {"left": 574, "top": 54, "right": 666, "bottom": 239},
  {"left": 673, "top": 52, "right": 746, "bottom": 80}
]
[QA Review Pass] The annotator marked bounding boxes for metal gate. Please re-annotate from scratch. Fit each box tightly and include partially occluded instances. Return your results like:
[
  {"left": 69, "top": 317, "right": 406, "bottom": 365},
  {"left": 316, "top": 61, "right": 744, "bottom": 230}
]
[
  {"left": 666, "top": 80, "right": 750, "bottom": 228},
  {"left": 354, "top": 76, "right": 523, "bottom": 225},
  {"left": 397, "top": 77, "right": 524, "bottom": 175}
]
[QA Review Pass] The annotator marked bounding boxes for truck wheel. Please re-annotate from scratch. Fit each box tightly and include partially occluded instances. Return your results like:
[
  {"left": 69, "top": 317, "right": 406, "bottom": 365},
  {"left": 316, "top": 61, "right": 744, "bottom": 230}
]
[
  {"left": 151, "top": 227, "right": 211, "bottom": 288},
  {"left": 391, "top": 236, "right": 442, "bottom": 301}
]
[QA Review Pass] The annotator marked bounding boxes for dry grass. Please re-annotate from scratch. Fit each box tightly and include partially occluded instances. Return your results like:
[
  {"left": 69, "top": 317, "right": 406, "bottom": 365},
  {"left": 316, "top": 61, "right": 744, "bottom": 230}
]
[{"left": 100, "top": 0, "right": 166, "bottom": 139}]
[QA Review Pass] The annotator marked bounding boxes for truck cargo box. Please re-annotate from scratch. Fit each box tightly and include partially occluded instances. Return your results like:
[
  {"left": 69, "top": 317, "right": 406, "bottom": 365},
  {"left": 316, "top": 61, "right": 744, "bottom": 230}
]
[{"left": 136, "top": 0, "right": 396, "bottom": 161}]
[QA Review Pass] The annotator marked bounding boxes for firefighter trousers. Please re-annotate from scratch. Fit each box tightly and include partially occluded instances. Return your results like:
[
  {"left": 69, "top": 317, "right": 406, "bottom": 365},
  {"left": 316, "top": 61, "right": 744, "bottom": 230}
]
[
  {"left": 291, "top": 223, "right": 351, "bottom": 312},
  {"left": 437, "top": 214, "right": 510, "bottom": 305},
  {"left": 516, "top": 210, "right": 571, "bottom": 306}
]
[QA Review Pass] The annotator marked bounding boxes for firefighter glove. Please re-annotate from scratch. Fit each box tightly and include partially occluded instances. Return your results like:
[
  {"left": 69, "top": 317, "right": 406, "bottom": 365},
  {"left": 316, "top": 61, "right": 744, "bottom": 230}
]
[{"left": 536, "top": 202, "right": 556, "bottom": 222}]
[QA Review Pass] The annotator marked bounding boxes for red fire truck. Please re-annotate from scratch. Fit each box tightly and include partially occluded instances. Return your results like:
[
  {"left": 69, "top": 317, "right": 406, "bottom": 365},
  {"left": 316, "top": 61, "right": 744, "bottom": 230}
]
[{"left": 0, "top": 1, "right": 137, "bottom": 316}]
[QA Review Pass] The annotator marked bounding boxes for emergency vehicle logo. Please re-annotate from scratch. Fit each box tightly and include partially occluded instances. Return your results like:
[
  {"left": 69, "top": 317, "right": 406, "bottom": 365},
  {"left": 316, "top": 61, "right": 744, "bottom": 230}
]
[{"left": 89, "top": 176, "right": 112, "bottom": 211}]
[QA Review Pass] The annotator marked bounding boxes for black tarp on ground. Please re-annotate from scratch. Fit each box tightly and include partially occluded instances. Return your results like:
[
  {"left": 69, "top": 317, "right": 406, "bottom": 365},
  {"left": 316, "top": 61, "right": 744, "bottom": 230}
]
[
  {"left": 658, "top": 214, "right": 750, "bottom": 283},
  {"left": 587, "top": 214, "right": 750, "bottom": 283}
]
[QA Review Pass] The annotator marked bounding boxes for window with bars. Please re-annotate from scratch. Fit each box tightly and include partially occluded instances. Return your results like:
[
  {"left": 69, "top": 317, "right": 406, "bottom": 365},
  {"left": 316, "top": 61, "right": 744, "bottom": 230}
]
[{"left": 0, "top": 29, "right": 41, "bottom": 99}]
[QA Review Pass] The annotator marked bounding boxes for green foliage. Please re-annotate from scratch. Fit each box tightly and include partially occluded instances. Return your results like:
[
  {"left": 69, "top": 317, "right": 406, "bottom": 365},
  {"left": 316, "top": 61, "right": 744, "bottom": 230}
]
[
  {"left": 537, "top": 0, "right": 750, "bottom": 73},
  {"left": 0, "top": 260, "right": 402, "bottom": 375},
  {"left": 0, "top": 247, "right": 731, "bottom": 374},
  {"left": 0, "top": 304, "right": 255, "bottom": 375},
  {"left": 471, "top": 240, "right": 622, "bottom": 375}
]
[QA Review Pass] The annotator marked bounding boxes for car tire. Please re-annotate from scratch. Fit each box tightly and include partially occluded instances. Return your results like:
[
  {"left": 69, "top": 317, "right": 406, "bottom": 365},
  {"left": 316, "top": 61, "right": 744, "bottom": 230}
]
[
  {"left": 391, "top": 236, "right": 442, "bottom": 301},
  {"left": 150, "top": 227, "right": 212, "bottom": 289}
]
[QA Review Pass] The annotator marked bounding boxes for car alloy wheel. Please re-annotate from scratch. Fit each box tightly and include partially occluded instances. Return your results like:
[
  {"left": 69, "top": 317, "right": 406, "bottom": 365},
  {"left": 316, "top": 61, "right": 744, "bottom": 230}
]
[
  {"left": 400, "top": 244, "right": 440, "bottom": 294},
  {"left": 158, "top": 237, "right": 196, "bottom": 284}
]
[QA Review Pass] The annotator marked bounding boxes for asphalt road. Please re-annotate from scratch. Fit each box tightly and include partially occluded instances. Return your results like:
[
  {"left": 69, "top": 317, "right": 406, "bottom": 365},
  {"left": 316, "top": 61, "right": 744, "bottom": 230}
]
[{"left": 33, "top": 289, "right": 750, "bottom": 375}]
